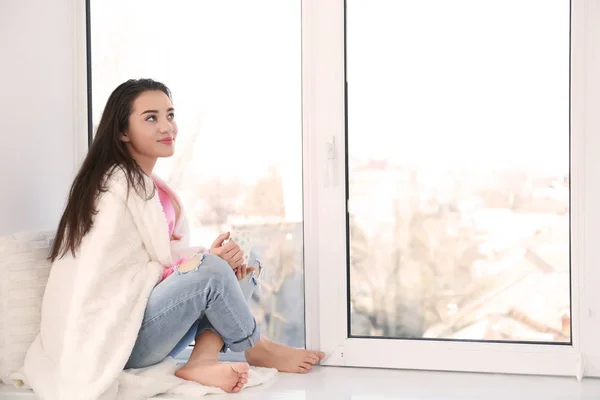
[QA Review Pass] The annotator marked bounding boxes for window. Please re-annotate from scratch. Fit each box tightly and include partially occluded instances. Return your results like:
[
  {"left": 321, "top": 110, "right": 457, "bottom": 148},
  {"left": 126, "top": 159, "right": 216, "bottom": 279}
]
[
  {"left": 303, "top": 0, "right": 600, "bottom": 377},
  {"left": 347, "top": 0, "right": 570, "bottom": 344},
  {"left": 89, "top": 0, "right": 304, "bottom": 349}
]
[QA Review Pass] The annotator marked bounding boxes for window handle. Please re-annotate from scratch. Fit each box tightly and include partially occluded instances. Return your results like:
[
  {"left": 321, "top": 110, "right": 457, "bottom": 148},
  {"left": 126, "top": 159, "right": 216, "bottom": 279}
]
[{"left": 325, "top": 135, "right": 339, "bottom": 187}]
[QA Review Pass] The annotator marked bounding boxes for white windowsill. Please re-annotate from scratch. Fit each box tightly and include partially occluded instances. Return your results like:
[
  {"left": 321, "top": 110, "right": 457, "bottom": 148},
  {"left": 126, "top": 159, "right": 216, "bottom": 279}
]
[{"left": 2, "top": 365, "right": 599, "bottom": 399}]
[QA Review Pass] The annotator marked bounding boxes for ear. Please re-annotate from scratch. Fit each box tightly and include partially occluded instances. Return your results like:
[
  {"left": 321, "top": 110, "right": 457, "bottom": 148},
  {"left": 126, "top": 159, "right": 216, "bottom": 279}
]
[{"left": 120, "top": 131, "right": 130, "bottom": 143}]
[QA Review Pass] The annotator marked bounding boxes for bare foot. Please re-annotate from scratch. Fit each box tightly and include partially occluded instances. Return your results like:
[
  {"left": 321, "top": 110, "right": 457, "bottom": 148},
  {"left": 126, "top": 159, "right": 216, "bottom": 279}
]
[
  {"left": 245, "top": 339, "right": 325, "bottom": 374},
  {"left": 175, "top": 361, "right": 250, "bottom": 393}
]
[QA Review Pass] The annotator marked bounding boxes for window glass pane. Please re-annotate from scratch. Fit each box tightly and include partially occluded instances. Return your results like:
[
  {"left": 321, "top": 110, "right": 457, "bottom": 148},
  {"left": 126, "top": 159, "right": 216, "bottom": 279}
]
[
  {"left": 90, "top": 0, "right": 304, "bottom": 348},
  {"left": 347, "top": 0, "right": 570, "bottom": 343}
]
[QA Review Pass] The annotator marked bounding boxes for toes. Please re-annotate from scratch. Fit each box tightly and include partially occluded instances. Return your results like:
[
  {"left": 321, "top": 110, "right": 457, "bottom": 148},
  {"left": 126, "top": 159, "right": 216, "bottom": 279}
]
[
  {"left": 231, "top": 380, "right": 245, "bottom": 393},
  {"left": 310, "top": 350, "right": 325, "bottom": 360},
  {"left": 305, "top": 356, "right": 318, "bottom": 365},
  {"left": 301, "top": 362, "right": 313, "bottom": 372},
  {"left": 306, "top": 350, "right": 325, "bottom": 360}
]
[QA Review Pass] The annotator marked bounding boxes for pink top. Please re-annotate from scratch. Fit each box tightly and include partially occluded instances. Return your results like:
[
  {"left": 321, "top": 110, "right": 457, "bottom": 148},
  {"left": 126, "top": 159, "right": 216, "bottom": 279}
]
[{"left": 155, "top": 182, "right": 186, "bottom": 281}]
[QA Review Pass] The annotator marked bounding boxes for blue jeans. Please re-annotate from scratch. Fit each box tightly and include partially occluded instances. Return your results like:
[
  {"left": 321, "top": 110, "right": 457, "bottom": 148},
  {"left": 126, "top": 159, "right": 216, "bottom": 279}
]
[{"left": 125, "top": 253, "right": 262, "bottom": 369}]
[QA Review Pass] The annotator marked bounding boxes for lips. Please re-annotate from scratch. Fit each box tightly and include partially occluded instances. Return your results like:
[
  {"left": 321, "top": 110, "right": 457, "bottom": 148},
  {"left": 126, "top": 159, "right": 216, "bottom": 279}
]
[{"left": 158, "top": 138, "right": 174, "bottom": 144}]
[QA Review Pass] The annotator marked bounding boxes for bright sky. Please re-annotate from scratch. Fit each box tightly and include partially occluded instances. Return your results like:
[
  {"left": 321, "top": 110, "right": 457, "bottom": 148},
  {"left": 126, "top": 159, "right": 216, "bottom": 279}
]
[{"left": 347, "top": 0, "right": 570, "bottom": 174}]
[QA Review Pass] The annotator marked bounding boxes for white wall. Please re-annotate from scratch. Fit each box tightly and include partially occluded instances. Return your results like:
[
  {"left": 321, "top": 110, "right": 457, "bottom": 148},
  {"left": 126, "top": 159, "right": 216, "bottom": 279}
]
[{"left": 0, "top": 0, "right": 87, "bottom": 235}]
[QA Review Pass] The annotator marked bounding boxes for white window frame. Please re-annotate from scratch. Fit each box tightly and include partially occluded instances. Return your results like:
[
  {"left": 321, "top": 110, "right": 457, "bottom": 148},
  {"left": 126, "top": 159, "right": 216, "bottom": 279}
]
[{"left": 302, "top": 0, "right": 600, "bottom": 378}]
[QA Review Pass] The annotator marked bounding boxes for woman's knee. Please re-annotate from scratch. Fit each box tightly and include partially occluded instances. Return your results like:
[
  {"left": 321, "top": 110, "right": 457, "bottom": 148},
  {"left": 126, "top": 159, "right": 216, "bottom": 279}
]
[
  {"left": 176, "top": 254, "right": 204, "bottom": 273},
  {"left": 173, "top": 254, "right": 236, "bottom": 293}
]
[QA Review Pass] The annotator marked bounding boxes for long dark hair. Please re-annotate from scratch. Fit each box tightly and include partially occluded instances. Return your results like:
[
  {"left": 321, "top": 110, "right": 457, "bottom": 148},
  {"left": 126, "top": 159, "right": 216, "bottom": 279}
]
[{"left": 49, "top": 79, "right": 172, "bottom": 262}]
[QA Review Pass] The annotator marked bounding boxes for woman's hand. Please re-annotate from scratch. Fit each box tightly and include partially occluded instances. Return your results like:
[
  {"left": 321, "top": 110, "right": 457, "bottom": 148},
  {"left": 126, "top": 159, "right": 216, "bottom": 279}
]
[
  {"left": 233, "top": 265, "right": 256, "bottom": 281},
  {"left": 209, "top": 232, "right": 245, "bottom": 273}
]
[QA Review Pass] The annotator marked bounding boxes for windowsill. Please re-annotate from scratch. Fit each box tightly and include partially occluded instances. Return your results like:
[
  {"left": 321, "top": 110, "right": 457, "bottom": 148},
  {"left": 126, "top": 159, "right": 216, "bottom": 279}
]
[{"left": 2, "top": 365, "right": 599, "bottom": 399}]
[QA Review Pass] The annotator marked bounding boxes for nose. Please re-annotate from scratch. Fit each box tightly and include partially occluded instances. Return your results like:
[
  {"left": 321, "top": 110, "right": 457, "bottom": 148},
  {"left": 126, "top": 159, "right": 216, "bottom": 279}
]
[{"left": 158, "top": 119, "right": 174, "bottom": 135}]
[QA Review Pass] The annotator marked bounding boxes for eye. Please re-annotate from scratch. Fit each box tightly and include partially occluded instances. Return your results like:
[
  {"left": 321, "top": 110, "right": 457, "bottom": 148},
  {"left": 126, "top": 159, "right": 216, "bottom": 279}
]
[
  {"left": 168, "top": 112, "right": 175, "bottom": 119},
  {"left": 146, "top": 115, "right": 157, "bottom": 122}
]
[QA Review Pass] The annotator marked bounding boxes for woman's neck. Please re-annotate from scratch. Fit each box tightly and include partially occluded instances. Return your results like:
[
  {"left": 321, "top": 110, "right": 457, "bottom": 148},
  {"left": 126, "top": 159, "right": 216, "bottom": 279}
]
[
  {"left": 138, "top": 160, "right": 156, "bottom": 176},
  {"left": 131, "top": 152, "right": 157, "bottom": 176}
]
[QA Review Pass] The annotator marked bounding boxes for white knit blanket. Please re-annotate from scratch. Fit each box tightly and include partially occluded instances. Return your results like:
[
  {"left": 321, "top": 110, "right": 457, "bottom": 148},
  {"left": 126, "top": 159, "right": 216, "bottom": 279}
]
[{"left": 11, "top": 358, "right": 277, "bottom": 399}]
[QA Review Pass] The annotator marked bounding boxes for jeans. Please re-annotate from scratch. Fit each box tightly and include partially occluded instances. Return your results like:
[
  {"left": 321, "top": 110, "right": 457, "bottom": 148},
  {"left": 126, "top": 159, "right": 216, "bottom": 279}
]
[{"left": 125, "top": 252, "right": 262, "bottom": 369}]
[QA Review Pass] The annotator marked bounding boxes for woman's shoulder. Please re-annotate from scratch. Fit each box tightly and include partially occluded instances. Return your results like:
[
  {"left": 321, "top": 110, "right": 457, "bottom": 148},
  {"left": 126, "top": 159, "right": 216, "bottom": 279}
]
[
  {"left": 103, "top": 165, "right": 154, "bottom": 201},
  {"left": 102, "top": 166, "right": 129, "bottom": 201},
  {"left": 91, "top": 168, "right": 143, "bottom": 228}
]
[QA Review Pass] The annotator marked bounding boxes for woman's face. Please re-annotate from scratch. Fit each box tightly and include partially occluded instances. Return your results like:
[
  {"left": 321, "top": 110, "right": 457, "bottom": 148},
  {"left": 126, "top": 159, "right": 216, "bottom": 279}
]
[{"left": 122, "top": 90, "right": 178, "bottom": 163}]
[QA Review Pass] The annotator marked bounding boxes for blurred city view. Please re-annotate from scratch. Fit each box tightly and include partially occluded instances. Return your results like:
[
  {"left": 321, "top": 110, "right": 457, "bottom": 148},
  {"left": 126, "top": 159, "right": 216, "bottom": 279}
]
[{"left": 348, "top": 160, "right": 570, "bottom": 342}]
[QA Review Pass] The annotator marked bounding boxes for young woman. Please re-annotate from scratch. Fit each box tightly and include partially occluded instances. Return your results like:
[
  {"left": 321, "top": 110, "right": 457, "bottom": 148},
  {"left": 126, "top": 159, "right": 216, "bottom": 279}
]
[{"left": 27, "top": 79, "right": 323, "bottom": 396}]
